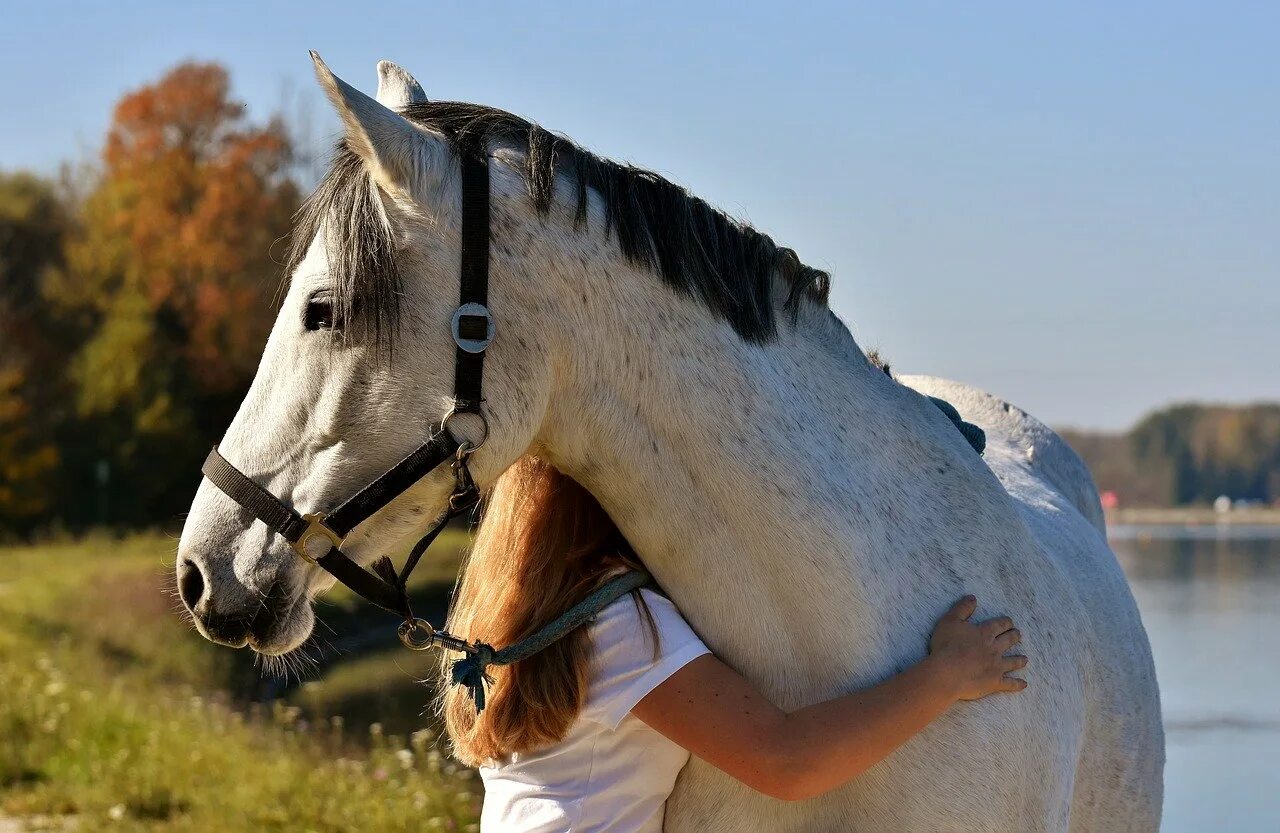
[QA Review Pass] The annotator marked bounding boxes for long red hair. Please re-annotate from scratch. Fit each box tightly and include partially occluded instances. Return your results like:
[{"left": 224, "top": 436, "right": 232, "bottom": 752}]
[{"left": 440, "top": 455, "right": 653, "bottom": 766}]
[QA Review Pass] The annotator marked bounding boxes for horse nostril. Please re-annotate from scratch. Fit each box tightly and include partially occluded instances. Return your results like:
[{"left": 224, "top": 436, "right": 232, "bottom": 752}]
[{"left": 178, "top": 558, "right": 206, "bottom": 612}]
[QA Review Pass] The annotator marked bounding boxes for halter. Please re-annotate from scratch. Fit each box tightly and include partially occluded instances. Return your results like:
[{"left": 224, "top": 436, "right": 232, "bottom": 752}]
[{"left": 201, "top": 146, "right": 499, "bottom": 649}]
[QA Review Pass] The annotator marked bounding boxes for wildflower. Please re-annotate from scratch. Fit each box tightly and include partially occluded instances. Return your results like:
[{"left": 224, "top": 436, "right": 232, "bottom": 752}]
[
  {"left": 108, "top": 804, "right": 126, "bottom": 821},
  {"left": 410, "top": 728, "right": 434, "bottom": 752}
]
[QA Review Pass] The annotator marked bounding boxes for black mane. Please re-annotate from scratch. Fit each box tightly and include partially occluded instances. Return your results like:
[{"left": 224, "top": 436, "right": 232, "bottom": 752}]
[{"left": 287, "top": 100, "right": 831, "bottom": 346}]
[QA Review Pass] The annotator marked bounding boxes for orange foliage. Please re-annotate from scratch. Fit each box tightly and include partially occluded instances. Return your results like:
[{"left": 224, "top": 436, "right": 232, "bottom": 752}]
[{"left": 59, "top": 62, "right": 298, "bottom": 401}]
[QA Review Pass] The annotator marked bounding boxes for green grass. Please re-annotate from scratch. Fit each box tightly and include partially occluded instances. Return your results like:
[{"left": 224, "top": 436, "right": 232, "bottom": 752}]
[{"left": 0, "top": 533, "right": 478, "bottom": 831}]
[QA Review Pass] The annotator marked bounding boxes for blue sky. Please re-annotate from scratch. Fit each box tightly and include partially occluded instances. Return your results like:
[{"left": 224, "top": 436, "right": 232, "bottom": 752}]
[{"left": 3, "top": 1, "right": 1275, "bottom": 429}]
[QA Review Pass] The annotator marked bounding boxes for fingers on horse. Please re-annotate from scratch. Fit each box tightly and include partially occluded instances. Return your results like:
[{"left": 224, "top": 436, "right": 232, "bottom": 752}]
[
  {"left": 945, "top": 595, "right": 978, "bottom": 621},
  {"left": 981, "top": 617, "right": 1015, "bottom": 639},
  {"left": 993, "top": 628, "right": 1022, "bottom": 652},
  {"left": 1000, "top": 674, "right": 1029, "bottom": 692},
  {"left": 1001, "top": 654, "right": 1029, "bottom": 673}
]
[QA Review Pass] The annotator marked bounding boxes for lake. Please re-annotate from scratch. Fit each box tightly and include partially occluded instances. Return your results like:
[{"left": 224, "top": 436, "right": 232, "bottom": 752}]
[{"left": 1111, "top": 524, "right": 1280, "bottom": 833}]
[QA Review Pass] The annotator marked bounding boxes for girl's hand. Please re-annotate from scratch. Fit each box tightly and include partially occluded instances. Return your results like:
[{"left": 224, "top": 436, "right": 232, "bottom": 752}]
[{"left": 928, "top": 595, "right": 1028, "bottom": 701}]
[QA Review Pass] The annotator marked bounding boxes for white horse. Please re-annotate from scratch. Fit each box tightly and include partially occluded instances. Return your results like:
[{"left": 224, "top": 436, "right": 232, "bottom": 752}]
[{"left": 178, "top": 56, "right": 1163, "bottom": 832}]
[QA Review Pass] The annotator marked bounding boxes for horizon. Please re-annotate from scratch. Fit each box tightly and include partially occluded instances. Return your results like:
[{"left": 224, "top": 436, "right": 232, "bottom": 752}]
[{"left": 4, "top": 2, "right": 1275, "bottom": 431}]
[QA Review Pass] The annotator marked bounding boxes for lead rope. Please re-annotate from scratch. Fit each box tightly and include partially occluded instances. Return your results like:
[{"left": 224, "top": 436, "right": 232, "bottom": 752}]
[
  {"left": 387, "top": 442, "right": 652, "bottom": 713},
  {"left": 401, "top": 568, "right": 652, "bottom": 713},
  {"left": 927, "top": 396, "right": 986, "bottom": 455}
]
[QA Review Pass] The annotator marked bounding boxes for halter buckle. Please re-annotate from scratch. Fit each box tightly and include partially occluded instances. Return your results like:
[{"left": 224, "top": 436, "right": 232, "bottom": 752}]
[
  {"left": 451, "top": 302, "right": 495, "bottom": 353},
  {"left": 291, "top": 512, "right": 345, "bottom": 565}
]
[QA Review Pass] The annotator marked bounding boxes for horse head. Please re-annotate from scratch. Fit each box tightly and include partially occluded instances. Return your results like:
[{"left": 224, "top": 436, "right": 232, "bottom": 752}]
[{"left": 177, "top": 56, "right": 556, "bottom": 655}]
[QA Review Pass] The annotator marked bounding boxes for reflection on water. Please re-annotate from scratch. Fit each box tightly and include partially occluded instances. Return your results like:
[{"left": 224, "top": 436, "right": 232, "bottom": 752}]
[{"left": 1110, "top": 525, "right": 1280, "bottom": 833}]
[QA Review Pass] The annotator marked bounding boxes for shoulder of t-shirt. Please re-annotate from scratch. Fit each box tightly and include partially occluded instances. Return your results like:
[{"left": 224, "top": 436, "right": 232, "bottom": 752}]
[
  {"left": 583, "top": 587, "right": 711, "bottom": 729},
  {"left": 593, "top": 585, "right": 669, "bottom": 632}
]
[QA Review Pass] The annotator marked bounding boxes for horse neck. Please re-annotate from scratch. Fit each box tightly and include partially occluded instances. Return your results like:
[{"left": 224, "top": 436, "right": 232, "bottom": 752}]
[{"left": 531, "top": 251, "right": 1020, "bottom": 685}]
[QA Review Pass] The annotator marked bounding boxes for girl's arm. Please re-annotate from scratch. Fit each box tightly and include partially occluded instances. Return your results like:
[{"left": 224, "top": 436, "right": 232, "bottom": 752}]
[{"left": 631, "top": 595, "right": 1027, "bottom": 801}]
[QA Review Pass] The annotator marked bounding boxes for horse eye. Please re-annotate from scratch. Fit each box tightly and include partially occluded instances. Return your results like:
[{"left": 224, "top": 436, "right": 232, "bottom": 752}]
[{"left": 304, "top": 298, "right": 339, "bottom": 331}]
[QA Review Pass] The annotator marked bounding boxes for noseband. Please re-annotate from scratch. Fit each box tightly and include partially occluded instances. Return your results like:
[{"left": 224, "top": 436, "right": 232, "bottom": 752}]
[{"left": 201, "top": 147, "right": 497, "bottom": 648}]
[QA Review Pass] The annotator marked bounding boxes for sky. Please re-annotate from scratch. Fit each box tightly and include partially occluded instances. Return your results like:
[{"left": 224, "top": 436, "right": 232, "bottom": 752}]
[{"left": 2, "top": 1, "right": 1276, "bottom": 430}]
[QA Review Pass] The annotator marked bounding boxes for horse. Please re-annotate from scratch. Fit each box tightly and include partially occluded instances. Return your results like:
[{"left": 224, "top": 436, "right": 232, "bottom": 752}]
[{"left": 177, "top": 56, "right": 1163, "bottom": 831}]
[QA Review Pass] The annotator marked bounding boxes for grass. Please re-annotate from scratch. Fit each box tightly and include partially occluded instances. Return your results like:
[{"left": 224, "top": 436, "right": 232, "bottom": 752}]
[{"left": 0, "top": 533, "right": 478, "bottom": 831}]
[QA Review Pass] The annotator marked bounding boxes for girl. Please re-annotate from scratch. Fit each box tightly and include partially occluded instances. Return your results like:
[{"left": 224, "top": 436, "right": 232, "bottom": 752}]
[{"left": 441, "top": 456, "right": 1027, "bottom": 832}]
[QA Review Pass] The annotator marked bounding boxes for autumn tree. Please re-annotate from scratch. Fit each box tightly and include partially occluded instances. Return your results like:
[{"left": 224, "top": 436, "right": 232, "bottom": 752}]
[
  {"left": 0, "top": 172, "right": 69, "bottom": 532},
  {"left": 45, "top": 61, "right": 299, "bottom": 527}
]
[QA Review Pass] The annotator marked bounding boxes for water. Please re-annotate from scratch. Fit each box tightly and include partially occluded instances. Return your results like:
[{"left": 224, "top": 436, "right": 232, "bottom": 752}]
[{"left": 1110, "top": 525, "right": 1280, "bottom": 832}]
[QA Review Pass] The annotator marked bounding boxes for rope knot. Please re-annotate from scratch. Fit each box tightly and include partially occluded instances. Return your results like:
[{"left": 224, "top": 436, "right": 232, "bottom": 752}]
[
  {"left": 451, "top": 642, "right": 496, "bottom": 713},
  {"left": 442, "top": 573, "right": 651, "bottom": 715}
]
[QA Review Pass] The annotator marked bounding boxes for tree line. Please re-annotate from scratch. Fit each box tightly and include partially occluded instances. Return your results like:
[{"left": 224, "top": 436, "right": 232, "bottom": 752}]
[
  {"left": 1061, "top": 403, "right": 1280, "bottom": 508},
  {"left": 1, "top": 62, "right": 298, "bottom": 538}
]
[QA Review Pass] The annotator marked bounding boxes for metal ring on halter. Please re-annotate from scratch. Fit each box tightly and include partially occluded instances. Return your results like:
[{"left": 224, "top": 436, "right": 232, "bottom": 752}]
[
  {"left": 442, "top": 406, "right": 489, "bottom": 452},
  {"left": 398, "top": 618, "right": 437, "bottom": 651}
]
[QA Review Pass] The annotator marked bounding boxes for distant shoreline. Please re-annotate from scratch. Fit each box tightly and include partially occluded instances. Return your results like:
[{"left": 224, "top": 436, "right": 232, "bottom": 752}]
[{"left": 1105, "top": 507, "right": 1280, "bottom": 526}]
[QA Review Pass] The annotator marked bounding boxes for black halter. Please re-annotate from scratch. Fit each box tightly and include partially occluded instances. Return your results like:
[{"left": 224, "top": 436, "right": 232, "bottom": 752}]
[{"left": 201, "top": 148, "right": 495, "bottom": 643}]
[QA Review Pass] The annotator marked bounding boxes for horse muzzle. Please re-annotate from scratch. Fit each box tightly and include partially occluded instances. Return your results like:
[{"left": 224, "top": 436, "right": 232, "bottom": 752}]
[{"left": 177, "top": 556, "right": 307, "bottom": 653}]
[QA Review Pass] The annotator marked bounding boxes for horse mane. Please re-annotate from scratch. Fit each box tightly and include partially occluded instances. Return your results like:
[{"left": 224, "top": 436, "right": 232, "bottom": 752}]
[{"left": 287, "top": 100, "right": 831, "bottom": 347}]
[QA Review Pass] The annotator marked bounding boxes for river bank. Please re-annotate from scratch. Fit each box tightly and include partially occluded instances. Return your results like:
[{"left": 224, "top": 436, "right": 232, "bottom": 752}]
[{"left": 1106, "top": 506, "right": 1280, "bottom": 527}]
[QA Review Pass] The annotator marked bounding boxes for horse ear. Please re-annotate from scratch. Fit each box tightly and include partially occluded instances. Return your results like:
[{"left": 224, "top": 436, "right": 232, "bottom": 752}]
[
  {"left": 376, "top": 60, "right": 428, "bottom": 109},
  {"left": 310, "top": 51, "right": 432, "bottom": 194}
]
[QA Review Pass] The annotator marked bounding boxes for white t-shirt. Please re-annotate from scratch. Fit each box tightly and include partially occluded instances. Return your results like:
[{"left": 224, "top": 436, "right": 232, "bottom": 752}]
[{"left": 479, "top": 588, "right": 711, "bottom": 833}]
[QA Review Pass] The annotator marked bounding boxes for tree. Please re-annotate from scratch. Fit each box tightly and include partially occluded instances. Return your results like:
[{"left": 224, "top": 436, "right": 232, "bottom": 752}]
[
  {"left": 0, "top": 172, "right": 70, "bottom": 533},
  {"left": 1131, "top": 404, "right": 1280, "bottom": 504},
  {"left": 1065, "top": 403, "right": 1280, "bottom": 507},
  {"left": 44, "top": 61, "right": 299, "bottom": 527}
]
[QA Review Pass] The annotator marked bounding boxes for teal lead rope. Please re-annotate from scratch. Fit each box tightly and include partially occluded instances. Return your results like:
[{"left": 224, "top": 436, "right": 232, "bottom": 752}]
[
  {"left": 929, "top": 396, "right": 986, "bottom": 455},
  {"left": 448, "top": 570, "right": 652, "bottom": 712},
  {"left": 871, "top": 359, "right": 985, "bottom": 455}
]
